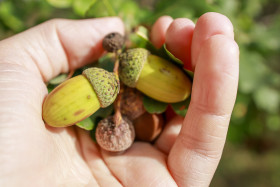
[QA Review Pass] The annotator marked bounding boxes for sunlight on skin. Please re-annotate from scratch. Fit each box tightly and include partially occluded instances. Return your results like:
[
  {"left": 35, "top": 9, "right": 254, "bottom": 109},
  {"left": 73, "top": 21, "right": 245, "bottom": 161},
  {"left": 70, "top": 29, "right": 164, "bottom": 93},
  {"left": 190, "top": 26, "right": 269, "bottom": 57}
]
[
  {"left": 155, "top": 116, "right": 184, "bottom": 154},
  {"left": 0, "top": 13, "right": 239, "bottom": 187}
]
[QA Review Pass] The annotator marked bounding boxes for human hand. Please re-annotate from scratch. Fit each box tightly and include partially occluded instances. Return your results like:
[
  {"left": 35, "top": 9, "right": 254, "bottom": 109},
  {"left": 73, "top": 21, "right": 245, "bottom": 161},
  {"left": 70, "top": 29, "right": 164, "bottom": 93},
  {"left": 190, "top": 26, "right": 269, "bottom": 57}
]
[{"left": 0, "top": 13, "right": 239, "bottom": 187}]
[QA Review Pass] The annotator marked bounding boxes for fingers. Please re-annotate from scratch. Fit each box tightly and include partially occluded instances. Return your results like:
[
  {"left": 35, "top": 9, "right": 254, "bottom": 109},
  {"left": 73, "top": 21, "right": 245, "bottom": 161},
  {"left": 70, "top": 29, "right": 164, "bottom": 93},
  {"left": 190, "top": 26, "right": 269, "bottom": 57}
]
[
  {"left": 150, "top": 16, "right": 173, "bottom": 48},
  {"left": 191, "top": 12, "right": 234, "bottom": 69},
  {"left": 155, "top": 116, "right": 183, "bottom": 154},
  {"left": 150, "top": 17, "right": 194, "bottom": 70},
  {"left": 165, "top": 18, "right": 195, "bottom": 70},
  {"left": 75, "top": 128, "right": 122, "bottom": 187},
  {"left": 0, "top": 17, "right": 124, "bottom": 81},
  {"left": 168, "top": 33, "right": 239, "bottom": 186},
  {"left": 102, "top": 142, "right": 177, "bottom": 187}
]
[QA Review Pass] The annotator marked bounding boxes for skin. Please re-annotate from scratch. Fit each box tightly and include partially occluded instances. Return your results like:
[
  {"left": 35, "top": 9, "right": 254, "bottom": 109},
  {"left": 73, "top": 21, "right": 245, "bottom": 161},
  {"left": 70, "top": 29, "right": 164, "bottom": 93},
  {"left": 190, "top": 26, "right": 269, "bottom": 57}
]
[{"left": 0, "top": 13, "right": 239, "bottom": 186}]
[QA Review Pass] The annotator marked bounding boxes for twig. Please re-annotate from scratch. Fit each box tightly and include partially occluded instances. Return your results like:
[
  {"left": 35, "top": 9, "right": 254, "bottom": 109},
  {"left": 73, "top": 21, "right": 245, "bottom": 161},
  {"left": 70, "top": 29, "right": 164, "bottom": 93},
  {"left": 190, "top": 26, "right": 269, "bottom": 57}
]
[
  {"left": 113, "top": 89, "right": 122, "bottom": 126},
  {"left": 113, "top": 50, "right": 122, "bottom": 126},
  {"left": 113, "top": 51, "right": 120, "bottom": 74}
]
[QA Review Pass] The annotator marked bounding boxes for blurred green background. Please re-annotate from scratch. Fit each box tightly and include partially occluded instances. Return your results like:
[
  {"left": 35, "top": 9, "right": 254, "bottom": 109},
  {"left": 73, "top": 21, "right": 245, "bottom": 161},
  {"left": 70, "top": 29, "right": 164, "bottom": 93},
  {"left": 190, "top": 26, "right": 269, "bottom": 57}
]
[{"left": 1, "top": 0, "right": 280, "bottom": 186}]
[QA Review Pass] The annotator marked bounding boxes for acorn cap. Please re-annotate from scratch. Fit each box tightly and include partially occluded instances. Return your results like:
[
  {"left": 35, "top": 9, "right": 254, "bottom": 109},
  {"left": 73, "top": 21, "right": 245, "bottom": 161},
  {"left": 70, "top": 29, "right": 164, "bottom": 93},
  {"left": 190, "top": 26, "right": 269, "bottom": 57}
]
[
  {"left": 119, "top": 48, "right": 149, "bottom": 87},
  {"left": 83, "top": 68, "right": 119, "bottom": 108}
]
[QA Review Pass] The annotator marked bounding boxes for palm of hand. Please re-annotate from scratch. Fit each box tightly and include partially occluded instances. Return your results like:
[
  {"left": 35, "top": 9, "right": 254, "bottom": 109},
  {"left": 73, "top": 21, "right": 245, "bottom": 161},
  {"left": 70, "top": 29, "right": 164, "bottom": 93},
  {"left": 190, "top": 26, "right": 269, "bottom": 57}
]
[{"left": 0, "top": 13, "right": 239, "bottom": 187}]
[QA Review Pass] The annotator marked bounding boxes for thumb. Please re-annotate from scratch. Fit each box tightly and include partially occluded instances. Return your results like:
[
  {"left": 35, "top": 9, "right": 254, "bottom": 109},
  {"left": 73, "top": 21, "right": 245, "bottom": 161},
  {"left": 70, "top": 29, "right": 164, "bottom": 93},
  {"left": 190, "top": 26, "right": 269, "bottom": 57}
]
[
  {"left": 0, "top": 17, "right": 124, "bottom": 81},
  {"left": 0, "top": 17, "right": 124, "bottom": 132}
]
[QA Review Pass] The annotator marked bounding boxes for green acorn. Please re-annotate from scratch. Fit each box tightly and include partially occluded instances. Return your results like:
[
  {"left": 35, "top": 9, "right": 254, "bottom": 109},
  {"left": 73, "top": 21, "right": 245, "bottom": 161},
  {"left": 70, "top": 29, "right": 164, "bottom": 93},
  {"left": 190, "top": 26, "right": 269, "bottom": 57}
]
[
  {"left": 43, "top": 67, "right": 119, "bottom": 127},
  {"left": 119, "top": 48, "right": 191, "bottom": 103}
]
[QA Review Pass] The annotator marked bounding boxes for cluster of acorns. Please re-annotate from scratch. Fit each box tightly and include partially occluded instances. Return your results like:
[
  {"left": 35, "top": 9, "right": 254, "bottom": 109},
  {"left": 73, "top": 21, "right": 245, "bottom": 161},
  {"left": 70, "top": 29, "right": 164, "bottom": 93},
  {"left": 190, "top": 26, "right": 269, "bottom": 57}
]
[{"left": 42, "top": 32, "right": 192, "bottom": 153}]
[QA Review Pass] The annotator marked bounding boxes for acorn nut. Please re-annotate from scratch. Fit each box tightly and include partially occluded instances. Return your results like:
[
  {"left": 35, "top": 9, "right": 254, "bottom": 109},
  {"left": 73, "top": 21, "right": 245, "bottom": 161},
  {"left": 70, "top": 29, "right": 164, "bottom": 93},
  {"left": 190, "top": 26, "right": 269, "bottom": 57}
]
[
  {"left": 95, "top": 116, "right": 135, "bottom": 152},
  {"left": 119, "top": 48, "right": 192, "bottom": 103},
  {"left": 133, "top": 112, "right": 164, "bottom": 142},
  {"left": 102, "top": 32, "right": 125, "bottom": 52},
  {"left": 43, "top": 67, "right": 119, "bottom": 127},
  {"left": 120, "top": 87, "right": 145, "bottom": 120}
]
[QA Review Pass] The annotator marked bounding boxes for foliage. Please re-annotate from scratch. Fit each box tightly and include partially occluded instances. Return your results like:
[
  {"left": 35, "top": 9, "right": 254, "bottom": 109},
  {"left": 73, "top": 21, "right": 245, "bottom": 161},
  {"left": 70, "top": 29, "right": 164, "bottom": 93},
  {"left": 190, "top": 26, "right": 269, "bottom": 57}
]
[{"left": 143, "top": 95, "right": 168, "bottom": 114}]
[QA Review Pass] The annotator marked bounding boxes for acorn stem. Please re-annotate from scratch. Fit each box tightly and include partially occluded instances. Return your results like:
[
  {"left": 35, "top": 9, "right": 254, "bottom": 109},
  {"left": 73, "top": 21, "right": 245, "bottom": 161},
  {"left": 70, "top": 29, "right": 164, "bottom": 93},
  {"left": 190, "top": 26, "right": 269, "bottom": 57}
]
[
  {"left": 113, "top": 50, "right": 121, "bottom": 74},
  {"left": 113, "top": 58, "right": 119, "bottom": 74},
  {"left": 113, "top": 89, "right": 122, "bottom": 127},
  {"left": 113, "top": 51, "right": 122, "bottom": 127}
]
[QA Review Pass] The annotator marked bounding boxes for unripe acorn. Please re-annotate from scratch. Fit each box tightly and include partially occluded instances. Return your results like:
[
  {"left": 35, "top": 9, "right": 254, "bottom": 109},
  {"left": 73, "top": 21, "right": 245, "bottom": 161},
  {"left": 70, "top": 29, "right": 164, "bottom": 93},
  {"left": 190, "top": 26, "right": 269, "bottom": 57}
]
[
  {"left": 119, "top": 48, "right": 192, "bottom": 103},
  {"left": 43, "top": 68, "right": 119, "bottom": 127}
]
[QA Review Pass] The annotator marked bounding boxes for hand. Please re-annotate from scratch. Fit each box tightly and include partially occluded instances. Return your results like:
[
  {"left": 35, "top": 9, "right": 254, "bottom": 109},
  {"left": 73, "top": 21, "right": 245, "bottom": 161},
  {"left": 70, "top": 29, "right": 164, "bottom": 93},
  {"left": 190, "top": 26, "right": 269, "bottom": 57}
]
[{"left": 0, "top": 13, "right": 239, "bottom": 187}]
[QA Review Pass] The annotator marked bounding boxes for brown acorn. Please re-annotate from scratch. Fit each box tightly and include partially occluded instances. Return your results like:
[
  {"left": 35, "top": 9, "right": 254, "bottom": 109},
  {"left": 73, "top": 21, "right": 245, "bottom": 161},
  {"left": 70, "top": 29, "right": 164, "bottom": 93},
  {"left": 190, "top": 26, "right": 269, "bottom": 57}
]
[
  {"left": 95, "top": 116, "right": 135, "bottom": 152},
  {"left": 120, "top": 86, "right": 145, "bottom": 120},
  {"left": 102, "top": 32, "right": 125, "bottom": 52},
  {"left": 133, "top": 112, "right": 164, "bottom": 142}
]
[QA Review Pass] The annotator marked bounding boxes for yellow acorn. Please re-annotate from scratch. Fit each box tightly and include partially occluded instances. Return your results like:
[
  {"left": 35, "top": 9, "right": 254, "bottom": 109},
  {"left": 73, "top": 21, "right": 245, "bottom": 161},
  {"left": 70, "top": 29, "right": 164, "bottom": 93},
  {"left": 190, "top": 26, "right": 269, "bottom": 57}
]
[
  {"left": 43, "top": 67, "right": 119, "bottom": 127},
  {"left": 119, "top": 48, "right": 191, "bottom": 103}
]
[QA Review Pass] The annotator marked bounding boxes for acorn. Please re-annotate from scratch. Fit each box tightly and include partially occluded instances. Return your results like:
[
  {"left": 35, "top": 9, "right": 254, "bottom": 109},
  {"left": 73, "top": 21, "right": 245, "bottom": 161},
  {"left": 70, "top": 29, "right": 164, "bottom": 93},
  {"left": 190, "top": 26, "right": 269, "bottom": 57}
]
[
  {"left": 102, "top": 32, "right": 125, "bottom": 52},
  {"left": 120, "top": 86, "right": 145, "bottom": 120},
  {"left": 119, "top": 48, "right": 192, "bottom": 103},
  {"left": 43, "top": 67, "right": 119, "bottom": 127},
  {"left": 133, "top": 112, "right": 164, "bottom": 142},
  {"left": 95, "top": 116, "right": 135, "bottom": 152}
]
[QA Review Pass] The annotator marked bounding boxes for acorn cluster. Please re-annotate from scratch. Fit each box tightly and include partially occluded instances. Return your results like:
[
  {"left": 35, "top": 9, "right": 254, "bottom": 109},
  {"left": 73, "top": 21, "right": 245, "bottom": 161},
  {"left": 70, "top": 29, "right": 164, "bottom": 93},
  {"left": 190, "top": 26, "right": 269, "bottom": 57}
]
[{"left": 42, "top": 32, "right": 192, "bottom": 153}]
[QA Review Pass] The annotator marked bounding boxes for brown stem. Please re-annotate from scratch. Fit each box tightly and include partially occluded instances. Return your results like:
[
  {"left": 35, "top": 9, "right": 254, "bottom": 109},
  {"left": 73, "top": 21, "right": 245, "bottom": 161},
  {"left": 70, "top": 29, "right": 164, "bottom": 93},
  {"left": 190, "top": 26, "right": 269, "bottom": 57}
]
[
  {"left": 113, "top": 90, "right": 122, "bottom": 126},
  {"left": 113, "top": 50, "right": 122, "bottom": 126},
  {"left": 113, "top": 51, "right": 120, "bottom": 74}
]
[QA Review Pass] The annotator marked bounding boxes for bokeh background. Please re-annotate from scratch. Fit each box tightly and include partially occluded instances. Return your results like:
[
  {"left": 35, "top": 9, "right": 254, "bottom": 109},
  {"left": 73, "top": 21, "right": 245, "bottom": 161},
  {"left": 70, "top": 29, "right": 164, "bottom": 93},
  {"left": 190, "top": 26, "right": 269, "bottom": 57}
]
[{"left": 1, "top": 0, "right": 280, "bottom": 186}]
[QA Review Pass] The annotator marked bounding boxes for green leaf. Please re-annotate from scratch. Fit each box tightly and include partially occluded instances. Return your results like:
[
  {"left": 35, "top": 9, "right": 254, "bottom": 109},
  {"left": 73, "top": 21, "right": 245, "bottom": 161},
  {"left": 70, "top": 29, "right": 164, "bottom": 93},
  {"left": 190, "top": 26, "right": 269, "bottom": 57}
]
[
  {"left": 133, "top": 26, "right": 159, "bottom": 54},
  {"left": 253, "top": 86, "right": 279, "bottom": 113},
  {"left": 183, "top": 68, "right": 194, "bottom": 81},
  {"left": 171, "top": 96, "right": 191, "bottom": 117},
  {"left": 49, "top": 73, "right": 68, "bottom": 85},
  {"left": 88, "top": 105, "right": 114, "bottom": 142},
  {"left": 47, "top": 86, "right": 55, "bottom": 93},
  {"left": 77, "top": 105, "right": 113, "bottom": 138},
  {"left": 90, "top": 104, "right": 114, "bottom": 120},
  {"left": 160, "top": 45, "right": 193, "bottom": 80},
  {"left": 89, "top": 117, "right": 102, "bottom": 142},
  {"left": 76, "top": 117, "right": 95, "bottom": 130},
  {"left": 85, "top": 0, "right": 116, "bottom": 17},
  {"left": 248, "top": 117, "right": 264, "bottom": 137},
  {"left": 135, "top": 25, "right": 149, "bottom": 40},
  {"left": 73, "top": 0, "right": 95, "bottom": 17},
  {"left": 118, "top": 1, "right": 144, "bottom": 29},
  {"left": 143, "top": 95, "right": 168, "bottom": 114},
  {"left": 0, "top": 1, "right": 24, "bottom": 32},
  {"left": 239, "top": 48, "right": 268, "bottom": 94},
  {"left": 161, "top": 44, "right": 183, "bottom": 66},
  {"left": 94, "top": 54, "right": 115, "bottom": 72},
  {"left": 266, "top": 114, "right": 280, "bottom": 131},
  {"left": 46, "top": 0, "right": 73, "bottom": 8}
]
